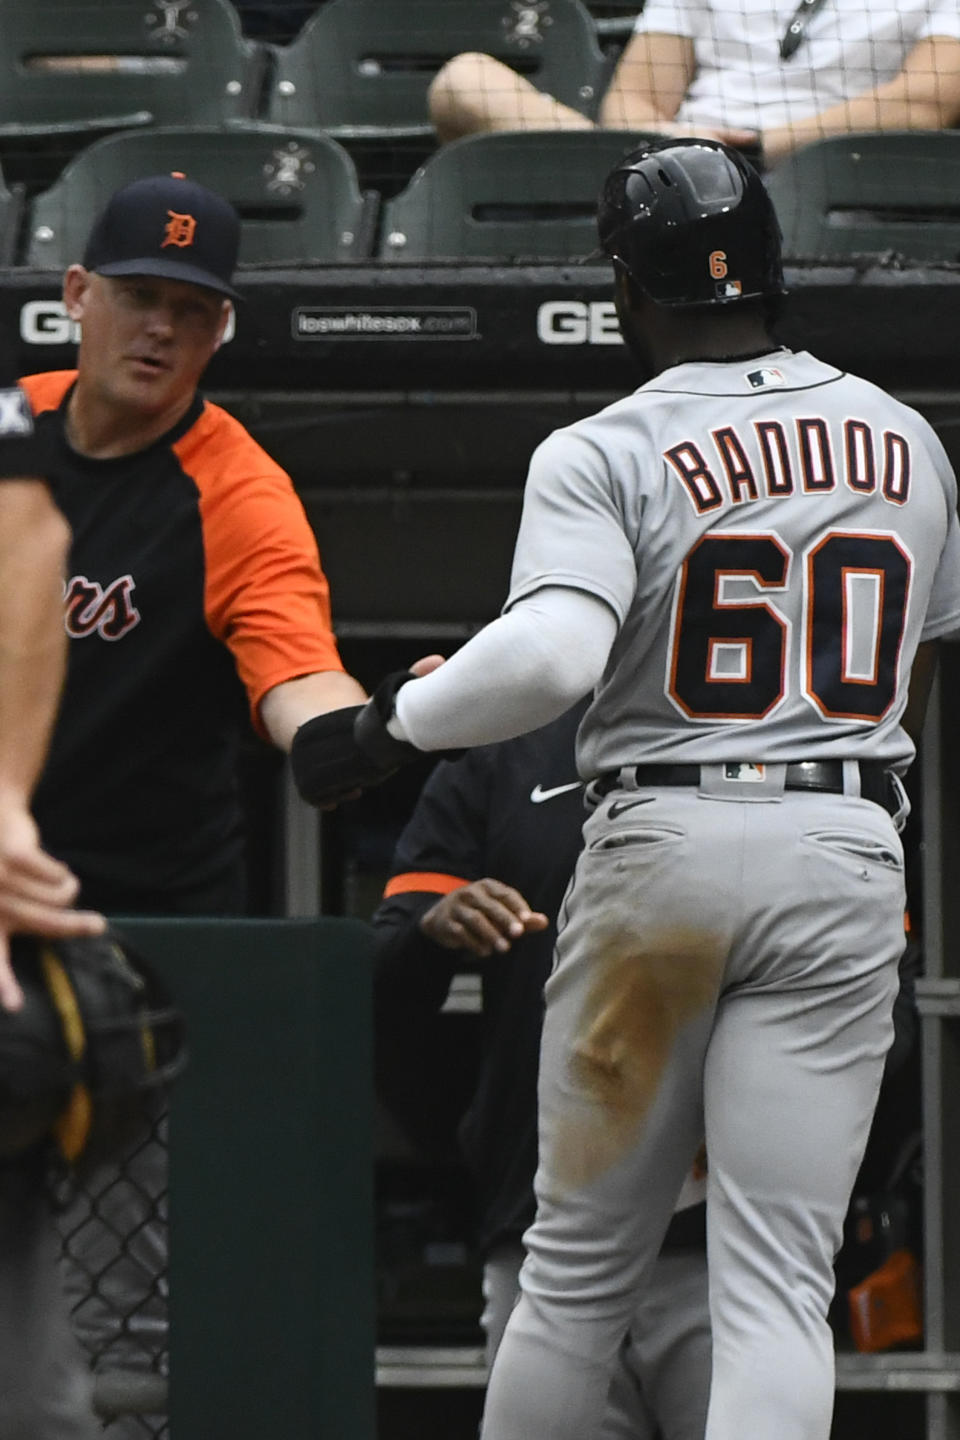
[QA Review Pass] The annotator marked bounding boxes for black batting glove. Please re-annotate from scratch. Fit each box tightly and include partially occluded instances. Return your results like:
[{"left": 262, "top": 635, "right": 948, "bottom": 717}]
[{"left": 290, "top": 670, "right": 420, "bottom": 808}]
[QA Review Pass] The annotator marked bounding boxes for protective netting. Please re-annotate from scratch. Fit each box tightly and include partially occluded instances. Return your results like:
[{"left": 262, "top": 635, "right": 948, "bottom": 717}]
[{"left": 0, "top": 1, "right": 956, "bottom": 260}]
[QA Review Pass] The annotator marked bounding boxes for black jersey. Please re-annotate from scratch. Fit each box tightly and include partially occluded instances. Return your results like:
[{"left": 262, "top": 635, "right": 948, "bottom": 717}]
[
  {"left": 373, "top": 701, "right": 588, "bottom": 1255},
  {"left": 22, "top": 370, "right": 344, "bottom": 914}
]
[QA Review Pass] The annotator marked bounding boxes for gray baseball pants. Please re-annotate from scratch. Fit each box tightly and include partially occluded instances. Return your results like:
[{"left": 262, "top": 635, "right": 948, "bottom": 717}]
[
  {"left": 480, "top": 780, "right": 905, "bottom": 1440},
  {"left": 482, "top": 1238, "right": 711, "bottom": 1440}
]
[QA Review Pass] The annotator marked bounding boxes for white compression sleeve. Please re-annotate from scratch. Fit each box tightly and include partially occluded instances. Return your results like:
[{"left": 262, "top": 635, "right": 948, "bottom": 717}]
[{"left": 390, "top": 586, "right": 619, "bottom": 751}]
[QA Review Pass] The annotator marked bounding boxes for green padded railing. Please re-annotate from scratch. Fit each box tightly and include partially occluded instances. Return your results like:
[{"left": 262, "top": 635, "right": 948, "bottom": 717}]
[{"left": 115, "top": 916, "right": 376, "bottom": 1440}]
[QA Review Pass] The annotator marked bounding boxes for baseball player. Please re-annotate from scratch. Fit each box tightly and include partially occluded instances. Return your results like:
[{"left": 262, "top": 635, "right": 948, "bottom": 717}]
[
  {"left": 373, "top": 699, "right": 711, "bottom": 1439},
  {"left": 291, "top": 137, "right": 960, "bottom": 1440}
]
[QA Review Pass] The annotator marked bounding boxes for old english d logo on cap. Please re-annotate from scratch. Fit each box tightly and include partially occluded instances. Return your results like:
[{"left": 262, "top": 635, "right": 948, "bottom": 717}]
[
  {"left": 162, "top": 211, "right": 198, "bottom": 249},
  {"left": 81, "top": 173, "right": 241, "bottom": 300}
]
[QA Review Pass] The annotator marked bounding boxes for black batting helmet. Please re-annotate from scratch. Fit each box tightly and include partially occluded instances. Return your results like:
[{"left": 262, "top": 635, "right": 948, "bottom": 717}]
[
  {"left": 597, "top": 138, "right": 785, "bottom": 308},
  {"left": 0, "top": 930, "right": 186, "bottom": 1163}
]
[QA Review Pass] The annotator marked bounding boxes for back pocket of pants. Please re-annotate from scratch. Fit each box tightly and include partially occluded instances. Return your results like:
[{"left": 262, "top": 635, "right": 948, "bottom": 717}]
[
  {"left": 587, "top": 825, "right": 686, "bottom": 853},
  {"left": 804, "top": 828, "right": 903, "bottom": 872}
]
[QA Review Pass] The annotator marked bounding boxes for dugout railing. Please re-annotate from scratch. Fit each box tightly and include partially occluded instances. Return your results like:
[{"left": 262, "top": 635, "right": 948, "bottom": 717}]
[{"left": 69, "top": 916, "right": 378, "bottom": 1440}]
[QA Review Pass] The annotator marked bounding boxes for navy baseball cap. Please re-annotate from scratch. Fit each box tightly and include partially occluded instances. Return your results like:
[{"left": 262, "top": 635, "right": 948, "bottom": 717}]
[{"left": 82, "top": 173, "right": 241, "bottom": 301}]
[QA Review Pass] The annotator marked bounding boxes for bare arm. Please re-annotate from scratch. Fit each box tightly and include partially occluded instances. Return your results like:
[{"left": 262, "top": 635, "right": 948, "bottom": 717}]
[
  {"left": 600, "top": 31, "right": 694, "bottom": 129},
  {"left": 902, "top": 639, "right": 941, "bottom": 748},
  {"left": 599, "top": 31, "right": 756, "bottom": 143},
  {"left": 762, "top": 36, "right": 960, "bottom": 166},
  {"left": 0, "top": 481, "right": 105, "bottom": 1009},
  {"left": 428, "top": 52, "right": 594, "bottom": 142},
  {"left": 260, "top": 669, "right": 368, "bottom": 753}
]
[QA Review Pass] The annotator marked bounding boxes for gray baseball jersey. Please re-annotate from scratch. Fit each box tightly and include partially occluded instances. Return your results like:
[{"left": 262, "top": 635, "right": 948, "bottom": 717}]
[{"left": 506, "top": 348, "right": 960, "bottom": 778}]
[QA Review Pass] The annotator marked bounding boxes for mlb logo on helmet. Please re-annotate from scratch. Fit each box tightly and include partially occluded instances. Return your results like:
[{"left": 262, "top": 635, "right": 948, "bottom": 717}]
[{"left": 716, "top": 279, "right": 743, "bottom": 299}]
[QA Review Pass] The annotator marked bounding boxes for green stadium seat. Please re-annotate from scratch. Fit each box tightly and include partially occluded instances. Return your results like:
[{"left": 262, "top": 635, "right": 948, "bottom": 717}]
[
  {"left": 265, "top": 0, "right": 607, "bottom": 138},
  {"left": 379, "top": 128, "right": 660, "bottom": 261},
  {"left": 0, "top": 0, "right": 265, "bottom": 157},
  {"left": 766, "top": 131, "right": 960, "bottom": 264},
  {"left": 24, "top": 124, "right": 378, "bottom": 269}
]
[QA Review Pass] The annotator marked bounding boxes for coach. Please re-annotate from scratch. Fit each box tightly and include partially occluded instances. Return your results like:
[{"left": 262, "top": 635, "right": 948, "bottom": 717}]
[
  {"left": 21, "top": 171, "right": 366, "bottom": 917},
  {"left": 16, "top": 170, "right": 370, "bottom": 1436}
]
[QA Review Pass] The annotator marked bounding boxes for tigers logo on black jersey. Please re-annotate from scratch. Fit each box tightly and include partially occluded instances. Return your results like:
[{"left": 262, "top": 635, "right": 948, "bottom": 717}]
[{"left": 64, "top": 575, "right": 141, "bottom": 642}]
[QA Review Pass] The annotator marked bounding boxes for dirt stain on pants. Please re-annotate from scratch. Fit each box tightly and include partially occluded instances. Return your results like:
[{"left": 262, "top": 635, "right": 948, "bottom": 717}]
[{"left": 551, "top": 928, "right": 725, "bottom": 1189}]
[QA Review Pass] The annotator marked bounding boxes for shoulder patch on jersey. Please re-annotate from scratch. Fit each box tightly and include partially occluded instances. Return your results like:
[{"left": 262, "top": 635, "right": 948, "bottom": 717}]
[
  {"left": 0, "top": 388, "right": 34, "bottom": 436},
  {"left": 745, "top": 367, "right": 786, "bottom": 390}
]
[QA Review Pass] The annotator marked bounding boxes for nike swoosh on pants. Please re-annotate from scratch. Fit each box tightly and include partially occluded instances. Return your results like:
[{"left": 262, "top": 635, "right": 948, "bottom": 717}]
[{"left": 608, "top": 797, "right": 656, "bottom": 819}]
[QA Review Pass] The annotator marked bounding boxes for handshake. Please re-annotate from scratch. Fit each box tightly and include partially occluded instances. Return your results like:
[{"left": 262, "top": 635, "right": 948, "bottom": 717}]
[{"left": 290, "top": 670, "right": 424, "bottom": 808}]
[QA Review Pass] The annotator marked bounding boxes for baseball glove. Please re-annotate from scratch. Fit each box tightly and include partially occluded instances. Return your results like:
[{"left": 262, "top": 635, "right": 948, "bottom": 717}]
[
  {"left": 0, "top": 928, "right": 186, "bottom": 1163},
  {"left": 291, "top": 669, "right": 422, "bottom": 808}
]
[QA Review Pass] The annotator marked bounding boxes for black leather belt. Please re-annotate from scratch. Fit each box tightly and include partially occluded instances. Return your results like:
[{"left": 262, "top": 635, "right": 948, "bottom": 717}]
[{"left": 594, "top": 760, "right": 898, "bottom": 816}]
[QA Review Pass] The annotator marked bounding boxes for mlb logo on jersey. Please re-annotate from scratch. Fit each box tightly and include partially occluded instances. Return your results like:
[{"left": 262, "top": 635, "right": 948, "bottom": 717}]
[{"left": 746, "top": 367, "right": 786, "bottom": 389}]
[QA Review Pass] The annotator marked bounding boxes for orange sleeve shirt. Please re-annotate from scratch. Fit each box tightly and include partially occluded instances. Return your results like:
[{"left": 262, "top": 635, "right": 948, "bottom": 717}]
[
  {"left": 22, "top": 370, "right": 344, "bottom": 908},
  {"left": 23, "top": 371, "right": 345, "bottom": 735},
  {"left": 172, "top": 398, "right": 343, "bottom": 732}
]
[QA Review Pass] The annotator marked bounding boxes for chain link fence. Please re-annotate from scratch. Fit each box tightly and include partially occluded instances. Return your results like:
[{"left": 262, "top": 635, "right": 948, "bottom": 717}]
[{"left": 51, "top": 1098, "right": 170, "bottom": 1440}]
